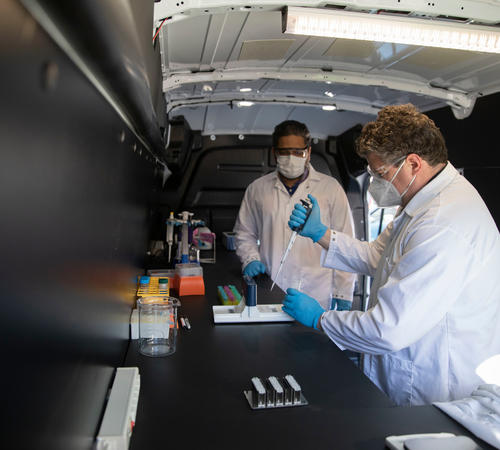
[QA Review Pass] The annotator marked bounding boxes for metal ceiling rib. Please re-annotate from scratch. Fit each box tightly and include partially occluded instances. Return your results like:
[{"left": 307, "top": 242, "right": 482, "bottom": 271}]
[
  {"left": 163, "top": 69, "right": 474, "bottom": 111},
  {"left": 171, "top": 102, "right": 391, "bottom": 138},
  {"left": 166, "top": 96, "right": 382, "bottom": 116},
  {"left": 166, "top": 77, "right": 445, "bottom": 137}
]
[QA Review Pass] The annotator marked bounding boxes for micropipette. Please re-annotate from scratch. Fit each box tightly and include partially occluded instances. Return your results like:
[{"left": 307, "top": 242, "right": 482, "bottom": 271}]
[
  {"left": 166, "top": 211, "right": 174, "bottom": 262},
  {"left": 271, "top": 198, "right": 312, "bottom": 291}
]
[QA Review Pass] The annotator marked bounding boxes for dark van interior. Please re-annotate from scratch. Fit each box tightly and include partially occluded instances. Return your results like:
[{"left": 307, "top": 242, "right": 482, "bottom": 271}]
[{"left": 1, "top": 1, "right": 499, "bottom": 449}]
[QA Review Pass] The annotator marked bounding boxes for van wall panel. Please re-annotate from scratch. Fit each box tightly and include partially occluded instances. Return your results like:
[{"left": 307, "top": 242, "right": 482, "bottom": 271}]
[{"left": 0, "top": 1, "right": 156, "bottom": 448}]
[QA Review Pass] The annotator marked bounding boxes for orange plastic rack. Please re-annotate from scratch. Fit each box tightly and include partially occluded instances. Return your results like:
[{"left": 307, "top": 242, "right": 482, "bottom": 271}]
[{"left": 174, "top": 275, "right": 205, "bottom": 296}]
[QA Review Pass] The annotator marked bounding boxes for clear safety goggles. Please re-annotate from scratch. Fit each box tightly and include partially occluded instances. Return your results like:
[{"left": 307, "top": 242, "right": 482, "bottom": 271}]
[
  {"left": 367, "top": 156, "right": 406, "bottom": 180},
  {"left": 275, "top": 146, "right": 309, "bottom": 158}
]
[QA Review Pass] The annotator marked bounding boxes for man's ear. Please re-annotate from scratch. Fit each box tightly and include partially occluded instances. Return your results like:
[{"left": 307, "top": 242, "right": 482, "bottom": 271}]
[{"left": 407, "top": 153, "right": 422, "bottom": 175}]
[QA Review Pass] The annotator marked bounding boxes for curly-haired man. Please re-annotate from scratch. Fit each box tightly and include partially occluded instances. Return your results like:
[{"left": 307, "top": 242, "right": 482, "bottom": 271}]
[{"left": 285, "top": 104, "right": 500, "bottom": 406}]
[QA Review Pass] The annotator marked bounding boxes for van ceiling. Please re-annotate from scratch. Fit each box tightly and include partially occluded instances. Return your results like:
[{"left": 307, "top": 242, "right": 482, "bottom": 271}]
[{"left": 154, "top": 1, "right": 500, "bottom": 138}]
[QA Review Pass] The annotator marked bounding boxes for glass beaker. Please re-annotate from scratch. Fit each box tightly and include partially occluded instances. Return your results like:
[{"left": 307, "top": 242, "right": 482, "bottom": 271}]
[{"left": 138, "top": 296, "right": 180, "bottom": 357}]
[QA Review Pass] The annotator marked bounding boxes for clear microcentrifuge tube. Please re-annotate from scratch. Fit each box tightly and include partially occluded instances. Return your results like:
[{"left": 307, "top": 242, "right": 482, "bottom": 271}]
[{"left": 288, "top": 270, "right": 303, "bottom": 291}]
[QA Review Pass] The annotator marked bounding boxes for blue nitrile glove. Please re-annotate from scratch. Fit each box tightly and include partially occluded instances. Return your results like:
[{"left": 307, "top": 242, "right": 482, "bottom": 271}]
[
  {"left": 282, "top": 288, "right": 325, "bottom": 329},
  {"left": 288, "top": 194, "right": 327, "bottom": 242},
  {"left": 243, "top": 260, "right": 266, "bottom": 278},
  {"left": 331, "top": 298, "right": 352, "bottom": 311}
]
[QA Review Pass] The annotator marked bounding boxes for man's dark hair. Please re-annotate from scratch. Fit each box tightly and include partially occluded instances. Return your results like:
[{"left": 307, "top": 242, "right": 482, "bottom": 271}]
[{"left": 272, "top": 120, "right": 311, "bottom": 148}]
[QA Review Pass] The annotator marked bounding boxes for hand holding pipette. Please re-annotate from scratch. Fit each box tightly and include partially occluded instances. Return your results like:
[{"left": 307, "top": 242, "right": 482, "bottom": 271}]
[{"left": 288, "top": 194, "right": 327, "bottom": 243}]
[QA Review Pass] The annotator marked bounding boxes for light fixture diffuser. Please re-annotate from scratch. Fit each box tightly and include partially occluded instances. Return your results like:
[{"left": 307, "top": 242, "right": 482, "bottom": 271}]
[{"left": 283, "top": 6, "right": 500, "bottom": 54}]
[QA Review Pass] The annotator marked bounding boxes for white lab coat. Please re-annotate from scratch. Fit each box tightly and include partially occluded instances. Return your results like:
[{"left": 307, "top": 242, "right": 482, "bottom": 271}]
[
  {"left": 320, "top": 162, "right": 500, "bottom": 406},
  {"left": 234, "top": 165, "right": 355, "bottom": 308}
]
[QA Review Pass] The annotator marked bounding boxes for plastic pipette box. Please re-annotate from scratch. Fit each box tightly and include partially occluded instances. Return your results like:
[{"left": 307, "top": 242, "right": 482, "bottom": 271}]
[
  {"left": 175, "top": 263, "right": 203, "bottom": 277},
  {"left": 147, "top": 269, "right": 175, "bottom": 278},
  {"left": 173, "top": 263, "right": 204, "bottom": 296}
]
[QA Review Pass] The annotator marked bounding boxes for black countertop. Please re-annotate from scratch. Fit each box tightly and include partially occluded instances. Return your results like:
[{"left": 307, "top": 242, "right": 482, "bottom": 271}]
[{"left": 126, "top": 248, "right": 493, "bottom": 449}]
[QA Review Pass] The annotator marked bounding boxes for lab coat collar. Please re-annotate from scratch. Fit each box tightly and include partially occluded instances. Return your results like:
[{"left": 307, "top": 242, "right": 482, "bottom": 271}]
[
  {"left": 403, "top": 162, "right": 457, "bottom": 217},
  {"left": 306, "top": 164, "right": 322, "bottom": 182}
]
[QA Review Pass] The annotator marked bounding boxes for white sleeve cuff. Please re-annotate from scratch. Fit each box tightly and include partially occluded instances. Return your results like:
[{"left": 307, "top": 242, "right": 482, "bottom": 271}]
[
  {"left": 321, "top": 230, "right": 338, "bottom": 269},
  {"left": 242, "top": 257, "right": 260, "bottom": 272},
  {"left": 320, "top": 311, "right": 346, "bottom": 351}
]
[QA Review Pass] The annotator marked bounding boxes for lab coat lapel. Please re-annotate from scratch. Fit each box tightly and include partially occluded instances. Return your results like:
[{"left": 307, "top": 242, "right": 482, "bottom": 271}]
[
  {"left": 368, "top": 164, "right": 457, "bottom": 308},
  {"left": 404, "top": 162, "right": 457, "bottom": 217},
  {"left": 273, "top": 170, "right": 290, "bottom": 196},
  {"left": 368, "top": 212, "right": 408, "bottom": 309},
  {"left": 293, "top": 164, "right": 320, "bottom": 199}
]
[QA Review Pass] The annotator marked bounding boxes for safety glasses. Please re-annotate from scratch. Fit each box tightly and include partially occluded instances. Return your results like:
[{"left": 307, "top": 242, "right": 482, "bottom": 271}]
[
  {"left": 274, "top": 146, "right": 309, "bottom": 158},
  {"left": 367, "top": 156, "right": 406, "bottom": 180},
  {"left": 366, "top": 164, "right": 390, "bottom": 180}
]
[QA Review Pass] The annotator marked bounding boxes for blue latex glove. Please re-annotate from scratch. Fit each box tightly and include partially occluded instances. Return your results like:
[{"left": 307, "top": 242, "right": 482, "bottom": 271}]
[
  {"left": 243, "top": 260, "right": 266, "bottom": 278},
  {"left": 282, "top": 288, "right": 325, "bottom": 329},
  {"left": 331, "top": 298, "right": 352, "bottom": 311},
  {"left": 288, "top": 194, "right": 327, "bottom": 242}
]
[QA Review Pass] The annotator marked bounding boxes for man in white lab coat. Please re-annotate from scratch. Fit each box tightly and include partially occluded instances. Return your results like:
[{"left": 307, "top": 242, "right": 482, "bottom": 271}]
[
  {"left": 284, "top": 104, "right": 500, "bottom": 406},
  {"left": 234, "top": 120, "right": 355, "bottom": 310}
]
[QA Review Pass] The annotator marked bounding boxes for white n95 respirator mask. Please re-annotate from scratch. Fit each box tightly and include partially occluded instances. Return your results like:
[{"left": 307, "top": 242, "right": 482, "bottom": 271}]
[
  {"left": 276, "top": 155, "right": 307, "bottom": 179},
  {"left": 368, "top": 159, "right": 416, "bottom": 207}
]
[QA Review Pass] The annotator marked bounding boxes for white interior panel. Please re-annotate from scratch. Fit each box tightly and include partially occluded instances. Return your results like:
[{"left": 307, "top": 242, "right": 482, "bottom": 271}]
[
  {"left": 200, "top": 14, "right": 228, "bottom": 68},
  {"left": 211, "top": 12, "right": 249, "bottom": 68},
  {"left": 166, "top": 15, "right": 210, "bottom": 68},
  {"left": 157, "top": 3, "right": 500, "bottom": 136},
  {"left": 238, "top": 39, "right": 295, "bottom": 61},
  {"left": 172, "top": 104, "right": 375, "bottom": 139}
]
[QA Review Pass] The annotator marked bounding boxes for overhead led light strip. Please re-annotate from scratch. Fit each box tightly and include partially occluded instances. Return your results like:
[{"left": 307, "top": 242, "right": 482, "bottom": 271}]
[{"left": 283, "top": 7, "right": 500, "bottom": 54}]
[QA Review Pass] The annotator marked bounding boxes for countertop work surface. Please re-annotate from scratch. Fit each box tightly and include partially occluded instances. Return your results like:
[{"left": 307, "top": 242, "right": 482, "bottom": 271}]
[{"left": 125, "top": 247, "right": 494, "bottom": 449}]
